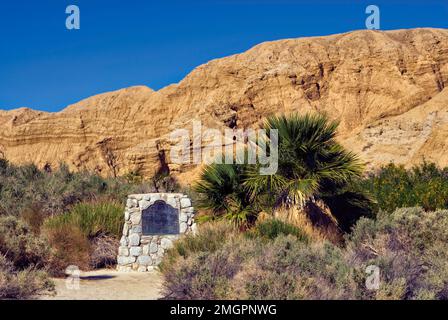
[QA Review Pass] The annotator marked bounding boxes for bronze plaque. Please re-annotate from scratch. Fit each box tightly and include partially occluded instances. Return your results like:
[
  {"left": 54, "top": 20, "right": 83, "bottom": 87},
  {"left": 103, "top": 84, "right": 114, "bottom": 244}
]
[{"left": 142, "top": 200, "right": 179, "bottom": 235}]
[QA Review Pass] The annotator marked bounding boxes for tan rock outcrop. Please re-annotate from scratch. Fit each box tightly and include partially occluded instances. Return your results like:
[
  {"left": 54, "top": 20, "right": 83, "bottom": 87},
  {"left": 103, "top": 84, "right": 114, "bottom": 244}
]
[{"left": 1, "top": 28, "right": 447, "bottom": 182}]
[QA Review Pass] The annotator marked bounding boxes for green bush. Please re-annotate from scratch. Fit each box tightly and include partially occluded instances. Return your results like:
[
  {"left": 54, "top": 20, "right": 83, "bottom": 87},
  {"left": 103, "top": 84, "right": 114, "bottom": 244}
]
[
  {"left": 247, "top": 219, "right": 309, "bottom": 242},
  {"left": 44, "top": 202, "right": 124, "bottom": 239},
  {"left": 359, "top": 162, "right": 448, "bottom": 212}
]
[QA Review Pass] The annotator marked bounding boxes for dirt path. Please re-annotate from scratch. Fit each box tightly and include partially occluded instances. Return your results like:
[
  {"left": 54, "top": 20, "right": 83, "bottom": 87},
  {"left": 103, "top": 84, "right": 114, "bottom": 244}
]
[{"left": 41, "top": 269, "right": 164, "bottom": 300}]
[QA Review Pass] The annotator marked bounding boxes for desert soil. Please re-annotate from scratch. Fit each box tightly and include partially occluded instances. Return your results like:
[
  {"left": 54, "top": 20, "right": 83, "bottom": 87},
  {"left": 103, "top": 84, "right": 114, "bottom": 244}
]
[{"left": 40, "top": 269, "right": 163, "bottom": 300}]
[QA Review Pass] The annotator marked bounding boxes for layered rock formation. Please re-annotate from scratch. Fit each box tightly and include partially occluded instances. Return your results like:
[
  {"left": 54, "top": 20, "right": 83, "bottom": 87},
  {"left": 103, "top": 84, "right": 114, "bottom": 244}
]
[{"left": 1, "top": 28, "right": 447, "bottom": 182}]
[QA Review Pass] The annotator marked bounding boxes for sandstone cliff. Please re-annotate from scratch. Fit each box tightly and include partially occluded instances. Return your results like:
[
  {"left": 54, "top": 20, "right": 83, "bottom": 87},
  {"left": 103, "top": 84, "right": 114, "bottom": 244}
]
[{"left": 1, "top": 28, "right": 447, "bottom": 182}]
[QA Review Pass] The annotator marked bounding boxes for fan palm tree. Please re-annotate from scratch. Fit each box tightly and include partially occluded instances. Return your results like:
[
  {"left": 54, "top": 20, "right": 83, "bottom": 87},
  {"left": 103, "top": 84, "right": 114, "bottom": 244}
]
[
  {"left": 244, "top": 113, "right": 362, "bottom": 202},
  {"left": 244, "top": 113, "right": 372, "bottom": 230},
  {"left": 194, "top": 113, "right": 373, "bottom": 230}
]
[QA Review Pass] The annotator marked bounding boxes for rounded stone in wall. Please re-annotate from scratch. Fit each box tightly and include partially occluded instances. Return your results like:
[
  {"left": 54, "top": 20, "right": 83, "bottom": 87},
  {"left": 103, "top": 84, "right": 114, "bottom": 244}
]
[
  {"left": 179, "top": 212, "right": 188, "bottom": 223},
  {"left": 119, "top": 236, "right": 128, "bottom": 246},
  {"left": 122, "top": 223, "right": 130, "bottom": 236},
  {"left": 139, "top": 200, "right": 151, "bottom": 210},
  {"left": 130, "top": 225, "right": 142, "bottom": 234},
  {"left": 130, "top": 246, "right": 142, "bottom": 256},
  {"left": 130, "top": 212, "right": 141, "bottom": 225},
  {"left": 180, "top": 198, "right": 192, "bottom": 208},
  {"left": 118, "top": 246, "right": 129, "bottom": 256},
  {"left": 137, "top": 255, "right": 152, "bottom": 266},
  {"left": 129, "top": 233, "right": 140, "bottom": 246},
  {"left": 149, "top": 242, "right": 158, "bottom": 254}
]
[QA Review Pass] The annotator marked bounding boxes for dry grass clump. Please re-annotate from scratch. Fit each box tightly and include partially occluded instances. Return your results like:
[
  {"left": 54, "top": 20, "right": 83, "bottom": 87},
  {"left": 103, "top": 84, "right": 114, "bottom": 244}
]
[
  {"left": 0, "top": 254, "right": 54, "bottom": 299},
  {"left": 90, "top": 234, "right": 119, "bottom": 269},
  {"left": 43, "top": 223, "right": 91, "bottom": 276},
  {"left": 273, "top": 205, "right": 342, "bottom": 244}
]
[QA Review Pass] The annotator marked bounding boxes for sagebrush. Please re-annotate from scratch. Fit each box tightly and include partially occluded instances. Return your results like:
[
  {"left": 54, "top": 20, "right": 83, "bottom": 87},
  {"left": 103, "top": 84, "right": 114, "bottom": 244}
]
[{"left": 160, "top": 207, "right": 448, "bottom": 300}]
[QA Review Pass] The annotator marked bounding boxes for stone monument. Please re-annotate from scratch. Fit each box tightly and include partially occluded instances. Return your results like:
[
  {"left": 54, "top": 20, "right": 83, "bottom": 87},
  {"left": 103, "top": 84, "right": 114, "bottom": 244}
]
[{"left": 117, "top": 193, "right": 195, "bottom": 272}]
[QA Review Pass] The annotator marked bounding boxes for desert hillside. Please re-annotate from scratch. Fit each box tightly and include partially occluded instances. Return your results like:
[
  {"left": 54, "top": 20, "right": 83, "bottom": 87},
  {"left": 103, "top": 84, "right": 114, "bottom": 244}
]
[{"left": 1, "top": 28, "right": 447, "bottom": 181}]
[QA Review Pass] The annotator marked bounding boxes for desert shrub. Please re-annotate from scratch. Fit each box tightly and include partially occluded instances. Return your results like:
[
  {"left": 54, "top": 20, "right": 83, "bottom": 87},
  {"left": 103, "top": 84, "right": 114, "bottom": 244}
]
[
  {"left": 150, "top": 171, "right": 181, "bottom": 193},
  {"left": 161, "top": 207, "right": 448, "bottom": 300},
  {"left": 43, "top": 223, "right": 91, "bottom": 276},
  {"left": 246, "top": 218, "right": 309, "bottom": 242},
  {"left": 0, "top": 216, "right": 50, "bottom": 269},
  {"left": 44, "top": 202, "right": 124, "bottom": 239},
  {"left": 0, "top": 254, "right": 54, "bottom": 299},
  {"left": 346, "top": 207, "right": 448, "bottom": 300},
  {"left": 159, "top": 221, "right": 237, "bottom": 272},
  {"left": 20, "top": 204, "right": 46, "bottom": 235},
  {"left": 359, "top": 162, "right": 448, "bottom": 212},
  {"left": 162, "top": 237, "right": 256, "bottom": 300},
  {"left": 0, "top": 158, "right": 8, "bottom": 174},
  {"left": 160, "top": 220, "right": 352, "bottom": 300},
  {"left": 230, "top": 237, "right": 357, "bottom": 300},
  {"left": 0, "top": 216, "right": 54, "bottom": 299},
  {"left": 161, "top": 232, "right": 356, "bottom": 300},
  {"left": 0, "top": 161, "right": 169, "bottom": 218}
]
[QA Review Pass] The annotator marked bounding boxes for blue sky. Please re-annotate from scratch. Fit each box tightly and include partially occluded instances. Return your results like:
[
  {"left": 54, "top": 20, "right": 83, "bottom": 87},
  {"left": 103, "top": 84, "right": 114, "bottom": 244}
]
[{"left": 0, "top": 0, "right": 447, "bottom": 112}]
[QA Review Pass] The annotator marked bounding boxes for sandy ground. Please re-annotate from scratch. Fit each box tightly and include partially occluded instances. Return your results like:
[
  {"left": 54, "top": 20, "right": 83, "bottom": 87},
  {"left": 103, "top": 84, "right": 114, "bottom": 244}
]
[{"left": 40, "top": 269, "right": 164, "bottom": 300}]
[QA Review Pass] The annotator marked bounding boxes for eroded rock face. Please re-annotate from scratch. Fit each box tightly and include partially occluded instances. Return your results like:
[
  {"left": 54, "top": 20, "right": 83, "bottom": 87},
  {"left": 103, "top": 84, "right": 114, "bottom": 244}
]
[{"left": 1, "top": 28, "right": 448, "bottom": 180}]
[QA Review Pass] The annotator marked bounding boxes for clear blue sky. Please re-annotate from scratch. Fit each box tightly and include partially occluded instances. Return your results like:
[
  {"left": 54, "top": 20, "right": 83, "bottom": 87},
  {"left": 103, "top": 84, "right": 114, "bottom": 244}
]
[{"left": 1, "top": 0, "right": 447, "bottom": 112}]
